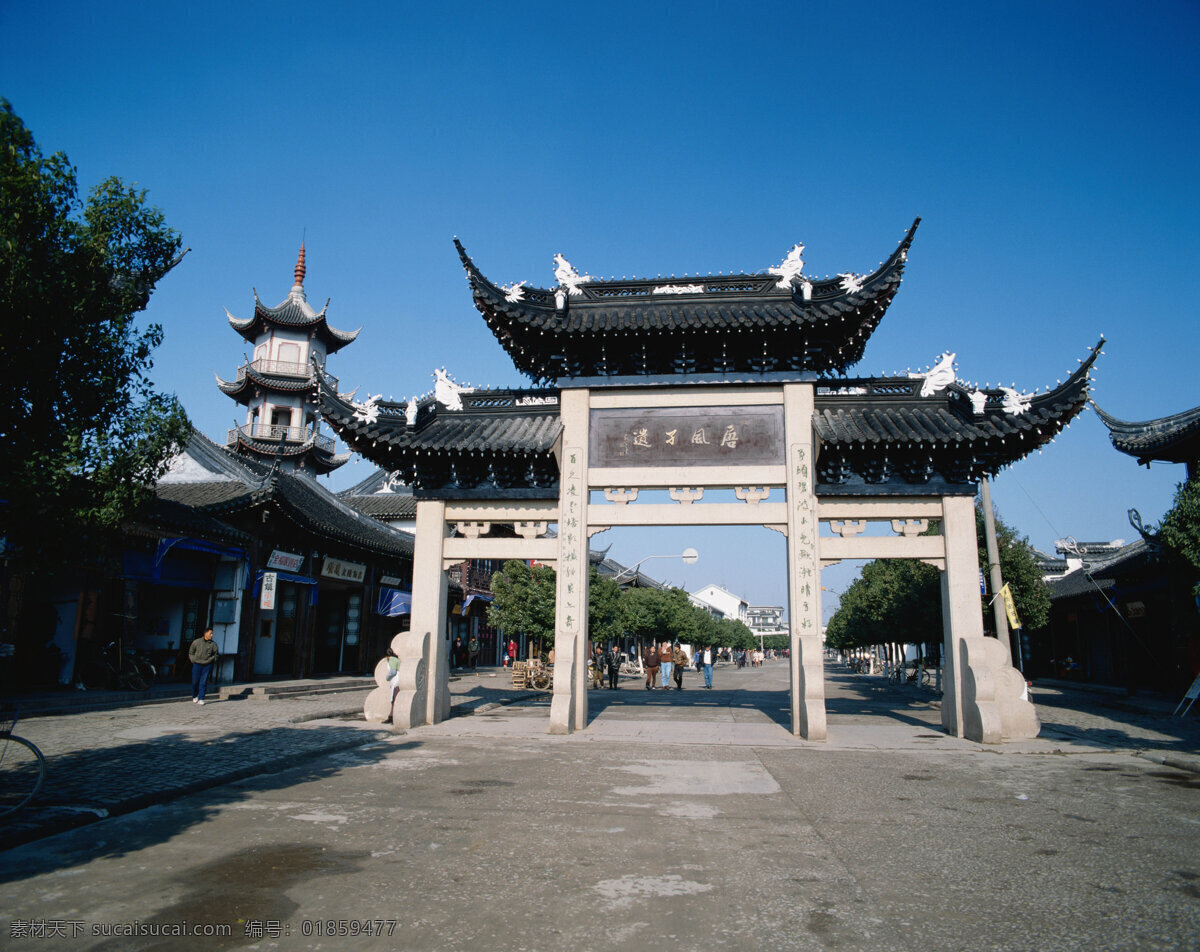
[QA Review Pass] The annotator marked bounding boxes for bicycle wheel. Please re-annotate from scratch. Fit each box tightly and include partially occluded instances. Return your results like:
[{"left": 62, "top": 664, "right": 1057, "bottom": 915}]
[{"left": 0, "top": 734, "right": 46, "bottom": 819}]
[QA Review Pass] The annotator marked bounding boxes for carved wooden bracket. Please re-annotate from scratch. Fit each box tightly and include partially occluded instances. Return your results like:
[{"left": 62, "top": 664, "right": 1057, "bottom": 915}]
[
  {"left": 829, "top": 519, "right": 866, "bottom": 538},
  {"left": 891, "top": 518, "right": 929, "bottom": 537},
  {"left": 669, "top": 487, "right": 704, "bottom": 504},
  {"left": 455, "top": 521, "right": 491, "bottom": 539},
  {"left": 603, "top": 488, "right": 639, "bottom": 504},
  {"left": 735, "top": 486, "right": 771, "bottom": 505},
  {"left": 515, "top": 521, "right": 549, "bottom": 539}
]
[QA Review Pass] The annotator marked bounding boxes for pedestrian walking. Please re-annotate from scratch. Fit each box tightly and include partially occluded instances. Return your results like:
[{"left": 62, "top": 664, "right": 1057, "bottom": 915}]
[
  {"left": 643, "top": 643, "right": 660, "bottom": 690},
  {"left": 189, "top": 628, "right": 219, "bottom": 705},
  {"left": 659, "top": 640, "right": 674, "bottom": 689},
  {"left": 701, "top": 645, "right": 714, "bottom": 689},
  {"left": 591, "top": 645, "right": 605, "bottom": 689},
  {"left": 467, "top": 635, "right": 479, "bottom": 671},
  {"left": 452, "top": 636, "right": 463, "bottom": 669},
  {"left": 506, "top": 639, "right": 517, "bottom": 668},
  {"left": 673, "top": 643, "right": 687, "bottom": 691},
  {"left": 606, "top": 643, "right": 622, "bottom": 689}
]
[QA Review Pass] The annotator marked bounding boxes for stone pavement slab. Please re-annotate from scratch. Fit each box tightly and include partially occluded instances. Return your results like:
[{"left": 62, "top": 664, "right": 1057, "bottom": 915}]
[{"left": 1, "top": 666, "right": 1198, "bottom": 952}]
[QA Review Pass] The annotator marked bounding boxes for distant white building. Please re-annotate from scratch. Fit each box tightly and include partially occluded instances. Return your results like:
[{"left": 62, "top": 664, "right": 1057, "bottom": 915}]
[
  {"left": 690, "top": 584, "right": 748, "bottom": 623},
  {"left": 747, "top": 605, "right": 786, "bottom": 636}
]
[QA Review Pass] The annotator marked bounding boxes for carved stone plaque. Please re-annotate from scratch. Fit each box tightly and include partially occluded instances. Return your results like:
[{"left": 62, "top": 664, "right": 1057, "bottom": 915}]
[{"left": 589, "top": 406, "right": 785, "bottom": 467}]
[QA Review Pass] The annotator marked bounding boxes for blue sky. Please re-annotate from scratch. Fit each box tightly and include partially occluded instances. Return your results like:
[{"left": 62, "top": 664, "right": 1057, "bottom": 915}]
[{"left": 4, "top": 1, "right": 1198, "bottom": 617}]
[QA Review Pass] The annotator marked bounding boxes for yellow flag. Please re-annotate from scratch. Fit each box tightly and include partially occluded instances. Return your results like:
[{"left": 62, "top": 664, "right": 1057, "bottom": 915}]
[{"left": 1000, "top": 583, "right": 1021, "bottom": 629}]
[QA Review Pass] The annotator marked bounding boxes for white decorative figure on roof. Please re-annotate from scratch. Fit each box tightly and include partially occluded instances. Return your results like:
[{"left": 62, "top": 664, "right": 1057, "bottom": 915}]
[
  {"left": 798, "top": 278, "right": 813, "bottom": 301},
  {"left": 768, "top": 243, "right": 806, "bottom": 289},
  {"left": 909, "top": 352, "right": 956, "bottom": 398},
  {"left": 653, "top": 283, "right": 704, "bottom": 295},
  {"left": 839, "top": 272, "right": 864, "bottom": 294},
  {"left": 1000, "top": 387, "right": 1032, "bottom": 415},
  {"left": 434, "top": 368, "right": 473, "bottom": 411},
  {"left": 553, "top": 254, "right": 591, "bottom": 296},
  {"left": 405, "top": 396, "right": 418, "bottom": 426},
  {"left": 352, "top": 394, "right": 382, "bottom": 425},
  {"left": 969, "top": 389, "right": 988, "bottom": 415},
  {"left": 503, "top": 281, "right": 526, "bottom": 303}
]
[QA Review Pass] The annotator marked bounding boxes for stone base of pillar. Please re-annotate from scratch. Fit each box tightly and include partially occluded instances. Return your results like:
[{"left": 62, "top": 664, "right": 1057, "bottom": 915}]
[
  {"left": 792, "top": 660, "right": 827, "bottom": 741},
  {"left": 956, "top": 636, "right": 1039, "bottom": 743},
  {"left": 548, "top": 643, "right": 576, "bottom": 735},
  {"left": 363, "top": 632, "right": 430, "bottom": 731}
]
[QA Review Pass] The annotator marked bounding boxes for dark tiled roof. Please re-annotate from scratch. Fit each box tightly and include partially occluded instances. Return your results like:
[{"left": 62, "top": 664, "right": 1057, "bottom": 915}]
[
  {"left": 227, "top": 290, "right": 360, "bottom": 353},
  {"left": 1092, "top": 401, "right": 1200, "bottom": 467},
  {"left": 227, "top": 430, "right": 349, "bottom": 476},
  {"left": 216, "top": 365, "right": 315, "bottom": 400},
  {"left": 155, "top": 432, "right": 413, "bottom": 559},
  {"left": 456, "top": 220, "right": 920, "bottom": 382},
  {"left": 1048, "top": 539, "right": 1149, "bottom": 600},
  {"left": 339, "top": 470, "right": 418, "bottom": 520},
  {"left": 812, "top": 341, "right": 1102, "bottom": 492},
  {"left": 317, "top": 377, "right": 562, "bottom": 499}
]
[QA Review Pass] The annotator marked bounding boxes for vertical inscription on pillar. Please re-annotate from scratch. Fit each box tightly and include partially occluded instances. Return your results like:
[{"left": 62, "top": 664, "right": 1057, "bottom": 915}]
[
  {"left": 557, "top": 446, "right": 585, "bottom": 641},
  {"left": 788, "top": 441, "right": 818, "bottom": 631}
]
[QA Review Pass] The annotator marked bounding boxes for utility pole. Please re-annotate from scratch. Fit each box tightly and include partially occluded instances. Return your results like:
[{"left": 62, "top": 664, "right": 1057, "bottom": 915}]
[{"left": 980, "top": 477, "right": 1012, "bottom": 665}]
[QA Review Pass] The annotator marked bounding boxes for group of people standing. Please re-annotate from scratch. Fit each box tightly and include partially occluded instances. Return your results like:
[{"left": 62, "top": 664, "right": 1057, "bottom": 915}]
[{"left": 639, "top": 641, "right": 715, "bottom": 691}]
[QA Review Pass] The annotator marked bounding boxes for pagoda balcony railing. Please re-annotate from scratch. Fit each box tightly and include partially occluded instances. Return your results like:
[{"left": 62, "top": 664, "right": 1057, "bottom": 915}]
[
  {"left": 233, "top": 358, "right": 314, "bottom": 380},
  {"left": 226, "top": 423, "right": 335, "bottom": 452}
]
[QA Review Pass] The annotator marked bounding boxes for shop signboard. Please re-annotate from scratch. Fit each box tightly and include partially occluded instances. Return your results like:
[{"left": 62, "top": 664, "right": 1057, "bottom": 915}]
[
  {"left": 260, "top": 571, "right": 277, "bottom": 611},
  {"left": 322, "top": 557, "right": 366, "bottom": 583},
  {"left": 266, "top": 549, "right": 305, "bottom": 572}
]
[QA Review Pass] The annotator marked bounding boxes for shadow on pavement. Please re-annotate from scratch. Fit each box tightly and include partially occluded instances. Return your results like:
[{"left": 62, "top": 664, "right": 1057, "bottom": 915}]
[{"left": 0, "top": 729, "right": 412, "bottom": 880}]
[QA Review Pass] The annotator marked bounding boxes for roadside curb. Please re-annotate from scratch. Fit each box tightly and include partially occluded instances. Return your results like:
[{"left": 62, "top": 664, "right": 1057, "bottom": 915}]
[{"left": 1134, "top": 749, "right": 1200, "bottom": 776}]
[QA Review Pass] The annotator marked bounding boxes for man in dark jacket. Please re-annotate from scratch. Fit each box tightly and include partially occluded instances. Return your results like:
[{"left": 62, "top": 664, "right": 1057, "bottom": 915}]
[
  {"left": 643, "top": 643, "right": 660, "bottom": 690},
  {"left": 189, "top": 629, "right": 219, "bottom": 706},
  {"left": 606, "top": 644, "right": 622, "bottom": 689}
]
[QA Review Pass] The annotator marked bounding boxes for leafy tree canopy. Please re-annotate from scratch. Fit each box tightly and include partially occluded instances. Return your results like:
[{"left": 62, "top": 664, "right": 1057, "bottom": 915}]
[
  {"left": 488, "top": 560, "right": 556, "bottom": 654},
  {"left": 824, "top": 498, "right": 1050, "bottom": 652},
  {"left": 0, "top": 100, "right": 189, "bottom": 579},
  {"left": 1157, "top": 477, "right": 1200, "bottom": 581},
  {"left": 975, "top": 502, "right": 1050, "bottom": 632}
]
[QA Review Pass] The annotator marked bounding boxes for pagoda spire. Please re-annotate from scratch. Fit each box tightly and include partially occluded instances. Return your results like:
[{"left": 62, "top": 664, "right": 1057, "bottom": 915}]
[{"left": 291, "top": 242, "right": 307, "bottom": 300}]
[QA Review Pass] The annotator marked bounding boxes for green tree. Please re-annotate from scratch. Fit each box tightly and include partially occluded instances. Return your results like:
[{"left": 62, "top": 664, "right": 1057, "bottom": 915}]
[
  {"left": 0, "top": 100, "right": 189, "bottom": 583},
  {"left": 488, "top": 560, "right": 556, "bottom": 656},
  {"left": 976, "top": 502, "right": 1050, "bottom": 633},
  {"left": 588, "top": 567, "right": 622, "bottom": 648},
  {"left": 1157, "top": 477, "right": 1200, "bottom": 584},
  {"left": 824, "top": 558, "right": 941, "bottom": 654}
]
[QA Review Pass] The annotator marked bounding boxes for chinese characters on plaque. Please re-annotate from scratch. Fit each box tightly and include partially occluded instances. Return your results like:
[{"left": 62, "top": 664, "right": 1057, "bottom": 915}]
[{"left": 589, "top": 406, "right": 784, "bottom": 467}]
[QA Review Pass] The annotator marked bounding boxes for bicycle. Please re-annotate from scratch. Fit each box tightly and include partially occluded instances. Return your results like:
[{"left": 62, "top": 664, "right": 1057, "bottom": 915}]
[{"left": 0, "top": 710, "right": 45, "bottom": 819}]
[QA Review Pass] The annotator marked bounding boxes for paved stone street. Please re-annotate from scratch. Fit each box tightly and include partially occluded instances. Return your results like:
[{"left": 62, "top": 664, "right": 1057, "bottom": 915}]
[{"left": 2, "top": 662, "right": 1198, "bottom": 951}]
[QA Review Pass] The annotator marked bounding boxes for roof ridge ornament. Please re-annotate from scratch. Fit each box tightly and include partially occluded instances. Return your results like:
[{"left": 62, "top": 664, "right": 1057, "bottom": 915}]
[
  {"left": 352, "top": 393, "right": 381, "bottom": 425},
  {"left": 502, "top": 281, "right": 527, "bottom": 303},
  {"left": 908, "top": 352, "right": 957, "bottom": 397},
  {"left": 1000, "top": 386, "right": 1033, "bottom": 415},
  {"left": 405, "top": 396, "right": 419, "bottom": 426},
  {"left": 767, "top": 243, "right": 806, "bottom": 289},
  {"left": 434, "top": 367, "right": 473, "bottom": 411},
  {"left": 553, "top": 254, "right": 591, "bottom": 309}
]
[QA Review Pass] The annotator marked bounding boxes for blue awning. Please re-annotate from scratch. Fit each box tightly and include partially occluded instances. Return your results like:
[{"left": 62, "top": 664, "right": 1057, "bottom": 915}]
[
  {"left": 462, "top": 593, "right": 494, "bottom": 613},
  {"left": 377, "top": 587, "right": 413, "bottom": 617}
]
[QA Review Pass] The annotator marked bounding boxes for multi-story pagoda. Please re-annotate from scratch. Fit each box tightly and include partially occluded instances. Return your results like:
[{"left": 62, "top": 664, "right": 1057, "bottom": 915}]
[{"left": 218, "top": 245, "right": 355, "bottom": 475}]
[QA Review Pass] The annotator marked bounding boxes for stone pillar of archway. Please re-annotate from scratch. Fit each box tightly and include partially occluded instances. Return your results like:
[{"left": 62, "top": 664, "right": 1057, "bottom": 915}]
[
  {"left": 940, "top": 493, "right": 1039, "bottom": 742},
  {"left": 550, "top": 388, "right": 590, "bottom": 734},
  {"left": 412, "top": 498, "right": 451, "bottom": 726},
  {"left": 783, "top": 383, "right": 826, "bottom": 740}
]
